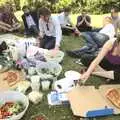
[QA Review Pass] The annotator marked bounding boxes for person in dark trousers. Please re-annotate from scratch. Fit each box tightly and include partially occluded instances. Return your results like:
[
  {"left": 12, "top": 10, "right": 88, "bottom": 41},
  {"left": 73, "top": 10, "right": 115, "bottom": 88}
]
[
  {"left": 76, "top": 9, "right": 92, "bottom": 32},
  {"left": 80, "top": 34, "right": 120, "bottom": 84},
  {"left": 38, "top": 7, "right": 62, "bottom": 51},
  {"left": 22, "top": 6, "right": 39, "bottom": 37}
]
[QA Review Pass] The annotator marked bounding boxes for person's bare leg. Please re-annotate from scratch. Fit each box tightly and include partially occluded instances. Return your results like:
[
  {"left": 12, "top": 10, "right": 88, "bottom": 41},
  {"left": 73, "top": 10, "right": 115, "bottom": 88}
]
[{"left": 92, "top": 65, "right": 114, "bottom": 80}]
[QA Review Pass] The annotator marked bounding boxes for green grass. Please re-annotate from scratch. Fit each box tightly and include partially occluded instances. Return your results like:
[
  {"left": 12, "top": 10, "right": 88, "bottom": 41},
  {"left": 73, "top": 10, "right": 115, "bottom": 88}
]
[
  {"left": 21, "top": 36, "right": 120, "bottom": 120},
  {"left": 8, "top": 12, "right": 120, "bottom": 120}
]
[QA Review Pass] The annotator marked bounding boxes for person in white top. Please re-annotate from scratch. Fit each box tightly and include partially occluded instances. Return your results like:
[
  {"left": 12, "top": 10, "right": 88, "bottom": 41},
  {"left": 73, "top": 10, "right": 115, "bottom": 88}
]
[
  {"left": 58, "top": 7, "right": 79, "bottom": 35},
  {"left": 67, "top": 17, "right": 115, "bottom": 58},
  {"left": 111, "top": 7, "right": 120, "bottom": 35},
  {"left": 38, "top": 7, "right": 62, "bottom": 50}
]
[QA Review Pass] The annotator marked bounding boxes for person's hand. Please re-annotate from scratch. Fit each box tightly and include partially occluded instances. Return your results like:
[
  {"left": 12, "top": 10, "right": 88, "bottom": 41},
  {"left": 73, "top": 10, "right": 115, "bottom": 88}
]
[
  {"left": 80, "top": 72, "right": 90, "bottom": 83},
  {"left": 50, "top": 46, "right": 59, "bottom": 57}
]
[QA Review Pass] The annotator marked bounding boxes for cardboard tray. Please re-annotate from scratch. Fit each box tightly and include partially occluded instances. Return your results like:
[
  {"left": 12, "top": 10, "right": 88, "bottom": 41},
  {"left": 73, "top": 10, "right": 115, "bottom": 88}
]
[{"left": 67, "top": 85, "right": 120, "bottom": 117}]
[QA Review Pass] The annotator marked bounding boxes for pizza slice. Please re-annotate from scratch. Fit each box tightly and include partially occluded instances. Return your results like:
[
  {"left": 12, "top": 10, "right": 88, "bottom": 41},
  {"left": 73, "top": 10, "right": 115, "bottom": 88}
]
[{"left": 106, "top": 88, "right": 120, "bottom": 108}]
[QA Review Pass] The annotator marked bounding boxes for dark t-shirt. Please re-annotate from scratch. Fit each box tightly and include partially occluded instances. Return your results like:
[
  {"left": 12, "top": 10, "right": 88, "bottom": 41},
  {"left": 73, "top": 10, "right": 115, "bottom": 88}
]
[{"left": 77, "top": 15, "right": 91, "bottom": 27}]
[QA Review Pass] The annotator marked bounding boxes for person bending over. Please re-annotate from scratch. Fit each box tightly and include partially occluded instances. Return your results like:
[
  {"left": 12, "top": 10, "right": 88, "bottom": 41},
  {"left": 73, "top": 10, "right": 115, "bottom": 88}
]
[
  {"left": 38, "top": 7, "right": 62, "bottom": 51},
  {"left": 67, "top": 17, "right": 115, "bottom": 58},
  {"left": 80, "top": 34, "right": 120, "bottom": 84}
]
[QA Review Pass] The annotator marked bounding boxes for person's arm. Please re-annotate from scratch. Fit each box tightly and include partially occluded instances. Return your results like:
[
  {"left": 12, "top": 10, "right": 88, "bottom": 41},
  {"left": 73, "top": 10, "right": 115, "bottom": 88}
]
[
  {"left": 84, "top": 16, "right": 91, "bottom": 27},
  {"left": 0, "top": 21, "right": 13, "bottom": 31},
  {"left": 81, "top": 40, "right": 114, "bottom": 82},
  {"left": 22, "top": 15, "right": 29, "bottom": 32},
  {"left": 54, "top": 17, "right": 62, "bottom": 50},
  {"left": 67, "top": 15, "right": 74, "bottom": 26},
  {"left": 39, "top": 19, "right": 44, "bottom": 38},
  {"left": 77, "top": 16, "right": 85, "bottom": 27}
]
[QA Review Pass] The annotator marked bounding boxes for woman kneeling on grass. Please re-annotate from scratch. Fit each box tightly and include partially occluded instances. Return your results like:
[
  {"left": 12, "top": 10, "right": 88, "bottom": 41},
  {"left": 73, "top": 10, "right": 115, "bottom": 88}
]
[{"left": 80, "top": 34, "right": 120, "bottom": 84}]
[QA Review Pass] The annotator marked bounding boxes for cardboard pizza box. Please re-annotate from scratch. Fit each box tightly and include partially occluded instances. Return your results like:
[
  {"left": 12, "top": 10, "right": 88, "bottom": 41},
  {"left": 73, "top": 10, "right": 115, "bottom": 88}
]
[
  {"left": 0, "top": 70, "right": 25, "bottom": 91},
  {"left": 98, "top": 85, "right": 120, "bottom": 114},
  {"left": 67, "top": 85, "right": 120, "bottom": 117}
]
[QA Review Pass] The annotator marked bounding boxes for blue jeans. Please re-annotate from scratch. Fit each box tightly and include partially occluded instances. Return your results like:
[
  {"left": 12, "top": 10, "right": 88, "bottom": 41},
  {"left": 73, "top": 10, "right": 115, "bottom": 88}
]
[{"left": 82, "top": 32, "right": 109, "bottom": 50}]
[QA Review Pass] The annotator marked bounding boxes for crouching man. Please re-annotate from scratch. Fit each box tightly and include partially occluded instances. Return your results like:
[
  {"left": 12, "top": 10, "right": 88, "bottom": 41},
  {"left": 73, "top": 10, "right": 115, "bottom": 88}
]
[{"left": 38, "top": 7, "right": 62, "bottom": 51}]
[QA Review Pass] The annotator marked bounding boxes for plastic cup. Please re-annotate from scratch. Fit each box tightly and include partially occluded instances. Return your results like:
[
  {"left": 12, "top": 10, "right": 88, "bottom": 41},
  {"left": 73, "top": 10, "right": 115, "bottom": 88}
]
[{"left": 31, "top": 76, "right": 40, "bottom": 91}]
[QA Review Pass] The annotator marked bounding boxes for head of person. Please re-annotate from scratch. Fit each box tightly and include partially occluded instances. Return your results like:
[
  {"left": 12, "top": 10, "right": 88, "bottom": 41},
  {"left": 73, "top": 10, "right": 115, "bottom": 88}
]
[
  {"left": 39, "top": 7, "right": 51, "bottom": 22},
  {"left": 81, "top": 9, "right": 87, "bottom": 16},
  {"left": 103, "top": 16, "right": 113, "bottom": 26},
  {"left": 111, "top": 7, "right": 119, "bottom": 19},
  {"left": 64, "top": 7, "right": 71, "bottom": 16},
  {"left": 22, "top": 6, "right": 30, "bottom": 15}
]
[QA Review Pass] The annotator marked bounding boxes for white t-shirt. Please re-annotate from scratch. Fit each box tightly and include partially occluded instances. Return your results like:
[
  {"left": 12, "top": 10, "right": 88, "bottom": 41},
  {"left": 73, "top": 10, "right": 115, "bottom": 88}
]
[
  {"left": 39, "top": 16, "right": 62, "bottom": 47},
  {"left": 99, "top": 23, "right": 115, "bottom": 39},
  {"left": 58, "top": 12, "right": 71, "bottom": 27}
]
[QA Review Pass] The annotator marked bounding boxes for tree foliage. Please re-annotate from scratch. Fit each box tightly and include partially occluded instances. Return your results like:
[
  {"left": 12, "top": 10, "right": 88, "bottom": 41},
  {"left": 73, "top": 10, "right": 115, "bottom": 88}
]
[{"left": 0, "top": 0, "right": 120, "bottom": 14}]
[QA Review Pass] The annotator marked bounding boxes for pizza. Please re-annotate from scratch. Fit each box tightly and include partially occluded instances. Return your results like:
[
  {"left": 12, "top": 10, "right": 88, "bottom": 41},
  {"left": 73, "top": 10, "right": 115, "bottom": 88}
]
[
  {"left": 106, "top": 88, "right": 120, "bottom": 108},
  {"left": 3, "top": 71, "right": 18, "bottom": 87}
]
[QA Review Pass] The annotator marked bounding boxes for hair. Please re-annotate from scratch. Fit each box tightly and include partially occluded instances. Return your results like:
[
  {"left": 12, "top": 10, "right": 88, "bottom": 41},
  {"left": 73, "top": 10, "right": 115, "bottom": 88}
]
[
  {"left": 38, "top": 7, "right": 51, "bottom": 17},
  {"left": 64, "top": 7, "right": 71, "bottom": 12},
  {"left": 111, "top": 7, "right": 119, "bottom": 13},
  {"left": 82, "top": 9, "right": 87, "bottom": 13},
  {"left": 104, "top": 16, "right": 113, "bottom": 23},
  {"left": 22, "top": 6, "right": 30, "bottom": 11},
  {"left": 0, "top": 41, "right": 8, "bottom": 54}
]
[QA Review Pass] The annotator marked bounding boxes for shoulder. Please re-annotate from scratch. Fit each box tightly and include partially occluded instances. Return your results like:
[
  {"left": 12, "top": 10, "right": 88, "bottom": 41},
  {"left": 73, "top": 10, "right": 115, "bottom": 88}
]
[{"left": 104, "top": 38, "right": 116, "bottom": 50}]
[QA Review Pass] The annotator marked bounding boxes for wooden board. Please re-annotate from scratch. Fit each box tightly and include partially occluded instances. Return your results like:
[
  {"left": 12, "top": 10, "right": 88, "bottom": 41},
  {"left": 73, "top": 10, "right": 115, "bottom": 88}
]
[{"left": 67, "top": 85, "right": 112, "bottom": 117}]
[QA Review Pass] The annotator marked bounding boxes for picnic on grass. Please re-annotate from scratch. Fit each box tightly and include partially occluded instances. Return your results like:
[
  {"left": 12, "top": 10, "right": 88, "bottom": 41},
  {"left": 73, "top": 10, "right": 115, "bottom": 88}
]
[{"left": 0, "top": 1, "right": 120, "bottom": 120}]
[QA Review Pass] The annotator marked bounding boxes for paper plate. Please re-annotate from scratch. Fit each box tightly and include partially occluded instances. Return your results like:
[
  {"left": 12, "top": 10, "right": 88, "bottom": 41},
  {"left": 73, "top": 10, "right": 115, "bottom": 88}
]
[{"left": 65, "top": 70, "right": 81, "bottom": 80}]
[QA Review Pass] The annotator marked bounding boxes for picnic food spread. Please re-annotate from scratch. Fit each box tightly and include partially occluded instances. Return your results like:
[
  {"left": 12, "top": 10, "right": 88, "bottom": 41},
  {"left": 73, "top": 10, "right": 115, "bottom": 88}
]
[
  {"left": 0, "top": 101, "right": 25, "bottom": 119},
  {"left": 106, "top": 88, "right": 120, "bottom": 108}
]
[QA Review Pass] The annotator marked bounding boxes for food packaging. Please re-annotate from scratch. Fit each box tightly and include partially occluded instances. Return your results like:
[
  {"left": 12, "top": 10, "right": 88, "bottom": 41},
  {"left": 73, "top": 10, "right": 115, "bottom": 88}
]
[{"left": 28, "top": 91, "right": 43, "bottom": 104}]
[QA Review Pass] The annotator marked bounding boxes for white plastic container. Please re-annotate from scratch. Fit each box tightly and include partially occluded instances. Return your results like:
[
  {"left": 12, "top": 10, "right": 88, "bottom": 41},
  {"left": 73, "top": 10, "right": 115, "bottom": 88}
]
[
  {"left": 0, "top": 91, "right": 29, "bottom": 120},
  {"left": 30, "top": 75, "right": 40, "bottom": 92}
]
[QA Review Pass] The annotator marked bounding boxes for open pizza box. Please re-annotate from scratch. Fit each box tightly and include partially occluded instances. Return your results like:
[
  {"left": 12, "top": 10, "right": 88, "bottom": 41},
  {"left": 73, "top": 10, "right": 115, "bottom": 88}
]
[
  {"left": 67, "top": 85, "right": 120, "bottom": 118},
  {"left": 0, "top": 70, "right": 25, "bottom": 92}
]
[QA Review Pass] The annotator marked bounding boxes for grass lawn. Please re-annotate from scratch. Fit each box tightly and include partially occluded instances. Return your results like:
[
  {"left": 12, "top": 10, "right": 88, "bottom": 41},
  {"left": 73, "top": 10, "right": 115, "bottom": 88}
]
[{"left": 10, "top": 12, "right": 120, "bottom": 120}]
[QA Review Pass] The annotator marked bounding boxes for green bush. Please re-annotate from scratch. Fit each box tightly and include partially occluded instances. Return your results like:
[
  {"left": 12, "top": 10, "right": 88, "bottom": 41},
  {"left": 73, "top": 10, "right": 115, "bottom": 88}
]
[{"left": 1, "top": 0, "right": 120, "bottom": 14}]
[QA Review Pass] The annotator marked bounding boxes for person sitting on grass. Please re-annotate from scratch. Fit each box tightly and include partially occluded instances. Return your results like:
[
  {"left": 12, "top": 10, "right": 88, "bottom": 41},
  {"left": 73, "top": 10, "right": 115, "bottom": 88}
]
[
  {"left": 80, "top": 34, "right": 120, "bottom": 84},
  {"left": 76, "top": 9, "right": 92, "bottom": 32},
  {"left": 0, "top": 3, "right": 21, "bottom": 32},
  {"left": 38, "top": 7, "right": 62, "bottom": 52},
  {"left": 22, "top": 6, "right": 39, "bottom": 37},
  {"left": 67, "top": 17, "right": 115, "bottom": 58},
  {"left": 58, "top": 7, "right": 79, "bottom": 35},
  {"left": 111, "top": 7, "right": 120, "bottom": 35}
]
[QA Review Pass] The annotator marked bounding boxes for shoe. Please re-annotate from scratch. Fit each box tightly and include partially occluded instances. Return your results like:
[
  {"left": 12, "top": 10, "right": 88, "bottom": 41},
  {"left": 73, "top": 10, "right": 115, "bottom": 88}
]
[{"left": 66, "top": 50, "right": 81, "bottom": 58}]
